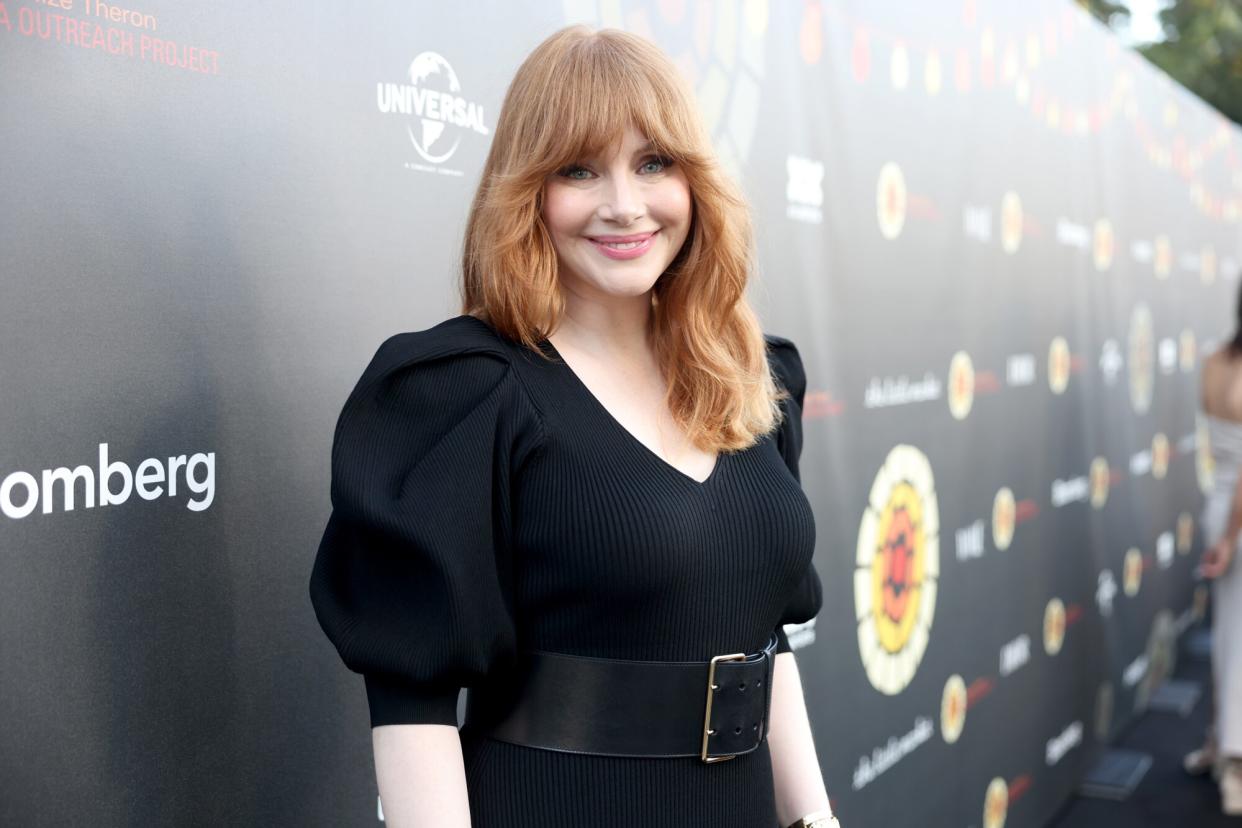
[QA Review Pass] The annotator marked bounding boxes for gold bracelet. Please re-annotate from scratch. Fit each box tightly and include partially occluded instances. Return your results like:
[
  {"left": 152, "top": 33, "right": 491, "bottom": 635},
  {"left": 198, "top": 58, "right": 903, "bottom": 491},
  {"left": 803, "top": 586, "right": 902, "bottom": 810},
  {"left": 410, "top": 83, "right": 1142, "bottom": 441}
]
[{"left": 785, "top": 810, "right": 840, "bottom": 828}]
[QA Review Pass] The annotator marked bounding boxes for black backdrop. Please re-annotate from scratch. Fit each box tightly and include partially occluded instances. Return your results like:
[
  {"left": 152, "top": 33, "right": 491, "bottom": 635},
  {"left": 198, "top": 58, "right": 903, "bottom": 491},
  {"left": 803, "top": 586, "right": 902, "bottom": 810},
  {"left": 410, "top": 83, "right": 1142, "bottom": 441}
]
[{"left": 1, "top": 1, "right": 1236, "bottom": 826}]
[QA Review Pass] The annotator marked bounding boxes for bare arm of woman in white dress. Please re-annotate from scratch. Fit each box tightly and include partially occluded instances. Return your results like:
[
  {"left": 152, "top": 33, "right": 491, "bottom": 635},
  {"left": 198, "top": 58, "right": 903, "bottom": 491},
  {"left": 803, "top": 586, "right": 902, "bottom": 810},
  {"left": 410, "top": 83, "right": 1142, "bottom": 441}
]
[{"left": 1201, "top": 351, "right": 1242, "bottom": 579}]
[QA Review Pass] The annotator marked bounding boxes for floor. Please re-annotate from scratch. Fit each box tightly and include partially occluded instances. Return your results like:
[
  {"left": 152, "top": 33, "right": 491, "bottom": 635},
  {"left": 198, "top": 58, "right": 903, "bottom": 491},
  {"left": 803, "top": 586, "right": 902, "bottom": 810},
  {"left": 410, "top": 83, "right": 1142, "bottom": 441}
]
[{"left": 1047, "top": 625, "right": 1240, "bottom": 826}]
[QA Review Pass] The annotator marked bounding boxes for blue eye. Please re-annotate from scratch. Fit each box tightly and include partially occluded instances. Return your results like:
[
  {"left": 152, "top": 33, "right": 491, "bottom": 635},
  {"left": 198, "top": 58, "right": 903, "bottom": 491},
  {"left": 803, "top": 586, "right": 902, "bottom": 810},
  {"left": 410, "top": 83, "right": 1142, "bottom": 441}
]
[
  {"left": 641, "top": 156, "right": 673, "bottom": 174},
  {"left": 558, "top": 165, "right": 593, "bottom": 180}
]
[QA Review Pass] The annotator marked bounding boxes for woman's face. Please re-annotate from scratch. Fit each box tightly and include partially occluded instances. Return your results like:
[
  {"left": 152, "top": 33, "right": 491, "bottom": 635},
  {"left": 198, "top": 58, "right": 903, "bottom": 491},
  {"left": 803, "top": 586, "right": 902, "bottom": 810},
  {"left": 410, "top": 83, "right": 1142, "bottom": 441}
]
[{"left": 541, "top": 124, "right": 692, "bottom": 304}]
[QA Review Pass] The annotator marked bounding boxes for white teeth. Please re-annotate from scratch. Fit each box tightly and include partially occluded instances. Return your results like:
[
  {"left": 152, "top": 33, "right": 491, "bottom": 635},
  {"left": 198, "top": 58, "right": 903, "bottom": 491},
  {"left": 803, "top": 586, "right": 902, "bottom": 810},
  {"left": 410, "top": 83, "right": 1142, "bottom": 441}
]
[{"left": 599, "top": 240, "right": 645, "bottom": 249}]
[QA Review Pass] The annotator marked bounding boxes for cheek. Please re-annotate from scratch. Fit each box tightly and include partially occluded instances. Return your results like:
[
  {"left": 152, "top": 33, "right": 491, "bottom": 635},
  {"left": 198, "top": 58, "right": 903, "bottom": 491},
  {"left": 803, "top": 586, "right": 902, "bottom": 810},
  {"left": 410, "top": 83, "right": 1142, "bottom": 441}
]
[
  {"left": 542, "top": 185, "right": 589, "bottom": 241},
  {"left": 653, "top": 178, "right": 693, "bottom": 230}
]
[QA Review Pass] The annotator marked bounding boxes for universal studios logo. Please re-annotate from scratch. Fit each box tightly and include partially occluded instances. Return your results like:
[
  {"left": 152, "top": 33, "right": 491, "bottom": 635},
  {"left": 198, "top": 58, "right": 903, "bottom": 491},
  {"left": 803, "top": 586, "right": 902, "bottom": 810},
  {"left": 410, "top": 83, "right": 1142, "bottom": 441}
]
[{"left": 377, "top": 51, "right": 490, "bottom": 174}]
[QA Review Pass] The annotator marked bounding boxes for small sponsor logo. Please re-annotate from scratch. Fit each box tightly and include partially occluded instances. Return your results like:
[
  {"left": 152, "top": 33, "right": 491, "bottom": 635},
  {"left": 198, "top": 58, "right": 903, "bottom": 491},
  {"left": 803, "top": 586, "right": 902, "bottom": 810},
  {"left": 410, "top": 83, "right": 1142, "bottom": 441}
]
[
  {"left": 1158, "top": 338, "right": 1178, "bottom": 375},
  {"left": 864, "top": 373, "right": 942, "bottom": 408},
  {"left": 948, "top": 351, "right": 975, "bottom": 420},
  {"left": 1000, "top": 633, "right": 1031, "bottom": 677},
  {"left": 1129, "top": 305, "right": 1154, "bottom": 414},
  {"left": 851, "top": 716, "right": 934, "bottom": 790},
  {"left": 1001, "top": 192, "right": 1023, "bottom": 254},
  {"left": 1099, "top": 339, "right": 1122, "bottom": 385},
  {"left": 1051, "top": 476, "right": 1089, "bottom": 507},
  {"left": 941, "top": 674, "right": 968, "bottom": 744},
  {"left": 1006, "top": 353, "right": 1036, "bottom": 386},
  {"left": 1123, "top": 653, "right": 1148, "bottom": 688},
  {"left": 956, "top": 519, "right": 986, "bottom": 561},
  {"left": 984, "top": 777, "right": 1009, "bottom": 828},
  {"left": 877, "top": 162, "right": 908, "bottom": 240},
  {"left": 1123, "top": 548, "right": 1143, "bottom": 597},
  {"left": 1156, "top": 531, "right": 1175, "bottom": 569},
  {"left": 1096, "top": 570, "right": 1117, "bottom": 617},
  {"left": 1044, "top": 597, "right": 1066, "bottom": 656},
  {"left": 1048, "top": 336, "right": 1071, "bottom": 394},
  {"left": 786, "top": 155, "right": 824, "bottom": 225},
  {"left": 1046, "top": 720, "right": 1082, "bottom": 766},
  {"left": 1177, "top": 513, "right": 1194, "bottom": 555},
  {"left": 1093, "top": 218, "right": 1115, "bottom": 270},
  {"left": 1089, "top": 457, "right": 1111, "bottom": 509},
  {"left": 993, "top": 487, "right": 1016, "bottom": 551},
  {"left": 1151, "top": 433, "right": 1170, "bottom": 479}
]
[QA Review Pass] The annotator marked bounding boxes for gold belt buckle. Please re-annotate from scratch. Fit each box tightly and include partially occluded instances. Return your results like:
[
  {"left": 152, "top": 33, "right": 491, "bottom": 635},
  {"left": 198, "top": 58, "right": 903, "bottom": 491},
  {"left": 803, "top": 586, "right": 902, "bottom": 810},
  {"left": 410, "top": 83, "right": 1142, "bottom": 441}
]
[{"left": 701, "top": 650, "right": 747, "bottom": 763}]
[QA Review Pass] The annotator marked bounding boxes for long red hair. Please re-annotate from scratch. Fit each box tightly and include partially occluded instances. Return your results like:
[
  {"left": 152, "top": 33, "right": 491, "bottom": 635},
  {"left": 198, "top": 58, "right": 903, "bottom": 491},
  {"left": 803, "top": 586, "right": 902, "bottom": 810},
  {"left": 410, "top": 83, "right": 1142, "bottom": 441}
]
[{"left": 461, "top": 25, "right": 787, "bottom": 452}]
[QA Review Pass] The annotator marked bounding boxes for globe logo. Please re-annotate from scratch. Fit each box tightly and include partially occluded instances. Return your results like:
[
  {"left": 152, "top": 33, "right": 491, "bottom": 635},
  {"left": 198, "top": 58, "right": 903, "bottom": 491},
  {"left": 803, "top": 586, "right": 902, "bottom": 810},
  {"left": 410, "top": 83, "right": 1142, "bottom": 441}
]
[
  {"left": 377, "top": 51, "right": 489, "bottom": 168},
  {"left": 408, "top": 53, "right": 461, "bottom": 163}
]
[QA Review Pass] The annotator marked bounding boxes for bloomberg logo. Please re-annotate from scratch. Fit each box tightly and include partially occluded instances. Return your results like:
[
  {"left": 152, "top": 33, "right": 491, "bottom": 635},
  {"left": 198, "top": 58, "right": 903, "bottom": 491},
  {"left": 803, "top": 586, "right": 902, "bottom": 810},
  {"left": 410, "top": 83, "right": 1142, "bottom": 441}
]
[{"left": 2, "top": 443, "right": 214, "bottom": 518}]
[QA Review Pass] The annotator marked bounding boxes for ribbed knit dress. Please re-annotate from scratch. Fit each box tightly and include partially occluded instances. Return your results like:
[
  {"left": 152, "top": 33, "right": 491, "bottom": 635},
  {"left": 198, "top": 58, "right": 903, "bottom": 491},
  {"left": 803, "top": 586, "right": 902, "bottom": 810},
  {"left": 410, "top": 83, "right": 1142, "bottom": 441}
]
[{"left": 309, "top": 313, "right": 823, "bottom": 828}]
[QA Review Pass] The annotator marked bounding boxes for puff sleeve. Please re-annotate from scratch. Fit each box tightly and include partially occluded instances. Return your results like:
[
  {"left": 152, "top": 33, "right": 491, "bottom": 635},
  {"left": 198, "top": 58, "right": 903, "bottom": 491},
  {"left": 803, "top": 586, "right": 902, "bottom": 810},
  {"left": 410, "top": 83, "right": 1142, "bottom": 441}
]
[
  {"left": 309, "top": 318, "right": 545, "bottom": 727},
  {"left": 766, "top": 334, "right": 824, "bottom": 655}
]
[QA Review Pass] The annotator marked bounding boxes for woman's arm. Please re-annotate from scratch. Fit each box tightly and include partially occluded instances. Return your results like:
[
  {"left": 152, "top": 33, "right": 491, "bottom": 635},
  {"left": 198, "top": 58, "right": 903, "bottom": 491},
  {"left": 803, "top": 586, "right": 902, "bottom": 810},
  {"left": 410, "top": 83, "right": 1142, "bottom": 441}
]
[
  {"left": 372, "top": 724, "right": 472, "bottom": 827},
  {"left": 768, "top": 651, "right": 833, "bottom": 826}
]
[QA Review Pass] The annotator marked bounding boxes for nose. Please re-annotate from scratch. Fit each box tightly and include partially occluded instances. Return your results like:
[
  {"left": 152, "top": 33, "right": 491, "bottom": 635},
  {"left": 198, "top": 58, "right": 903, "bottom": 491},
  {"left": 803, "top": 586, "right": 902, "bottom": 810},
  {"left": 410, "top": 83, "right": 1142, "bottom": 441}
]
[{"left": 598, "top": 174, "right": 643, "bottom": 226}]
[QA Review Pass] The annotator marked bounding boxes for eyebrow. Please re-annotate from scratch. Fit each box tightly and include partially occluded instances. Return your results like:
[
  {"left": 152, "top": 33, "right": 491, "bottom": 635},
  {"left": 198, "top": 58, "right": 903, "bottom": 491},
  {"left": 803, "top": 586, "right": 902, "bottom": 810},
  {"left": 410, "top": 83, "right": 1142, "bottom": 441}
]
[{"left": 596, "top": 141, "right": 657, "bottom": 159}]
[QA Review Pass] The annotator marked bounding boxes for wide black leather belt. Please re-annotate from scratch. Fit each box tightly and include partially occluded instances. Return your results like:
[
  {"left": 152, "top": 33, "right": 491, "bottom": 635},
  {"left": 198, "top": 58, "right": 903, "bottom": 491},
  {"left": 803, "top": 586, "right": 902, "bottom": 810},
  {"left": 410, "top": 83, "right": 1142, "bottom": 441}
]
[{"left": 462, "top": 632, "right": 779, "bottom": 763}]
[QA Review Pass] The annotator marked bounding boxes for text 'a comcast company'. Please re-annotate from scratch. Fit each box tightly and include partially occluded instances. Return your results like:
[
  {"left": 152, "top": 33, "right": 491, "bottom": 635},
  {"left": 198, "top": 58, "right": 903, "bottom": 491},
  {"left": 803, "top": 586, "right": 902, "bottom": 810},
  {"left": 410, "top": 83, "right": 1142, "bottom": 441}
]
[{"left": 1, "top": 443, "right": 214, "bottom": 518}]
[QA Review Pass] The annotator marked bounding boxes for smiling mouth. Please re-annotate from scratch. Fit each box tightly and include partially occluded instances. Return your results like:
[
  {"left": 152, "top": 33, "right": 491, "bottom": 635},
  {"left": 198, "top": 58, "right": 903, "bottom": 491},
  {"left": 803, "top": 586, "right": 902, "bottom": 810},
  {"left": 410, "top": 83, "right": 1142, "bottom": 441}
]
[{"left": 588, "top": 231, "right": 658, "bottom": 249}]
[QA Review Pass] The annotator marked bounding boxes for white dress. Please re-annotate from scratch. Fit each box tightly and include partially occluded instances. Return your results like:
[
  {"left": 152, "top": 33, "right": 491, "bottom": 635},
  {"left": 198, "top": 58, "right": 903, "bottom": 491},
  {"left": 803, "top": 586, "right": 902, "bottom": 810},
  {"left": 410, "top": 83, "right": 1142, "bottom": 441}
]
[{"left": 1201, "top": 413, "right": 1242, "bottom": 755}]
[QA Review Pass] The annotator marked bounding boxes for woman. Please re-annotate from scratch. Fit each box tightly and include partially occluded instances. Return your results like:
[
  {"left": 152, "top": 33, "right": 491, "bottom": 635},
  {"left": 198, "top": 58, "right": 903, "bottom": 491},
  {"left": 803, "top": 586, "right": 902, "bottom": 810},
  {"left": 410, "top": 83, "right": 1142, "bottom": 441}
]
[
  {"left": 1187, "top": 284, "right": 1242, "bottom": 816},
  {"left": 310, "top": 25, "right": 837, "bottom": 828}
]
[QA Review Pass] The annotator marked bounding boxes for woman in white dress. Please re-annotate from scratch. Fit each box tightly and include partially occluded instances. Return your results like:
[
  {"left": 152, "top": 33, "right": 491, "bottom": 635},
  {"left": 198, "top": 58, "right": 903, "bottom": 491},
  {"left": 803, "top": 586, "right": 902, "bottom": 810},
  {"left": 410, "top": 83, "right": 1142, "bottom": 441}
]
[{"left": 1186, "top": 309, "right": 1242, "bottom": 816}]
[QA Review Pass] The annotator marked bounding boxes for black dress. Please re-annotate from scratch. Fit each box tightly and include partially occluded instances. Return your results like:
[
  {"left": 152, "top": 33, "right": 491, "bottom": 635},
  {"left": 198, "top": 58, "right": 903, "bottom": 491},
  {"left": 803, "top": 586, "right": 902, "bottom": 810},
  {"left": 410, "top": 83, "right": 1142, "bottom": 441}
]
[{"left": 309, "top": 314, "right": 823, "bottom": 827}]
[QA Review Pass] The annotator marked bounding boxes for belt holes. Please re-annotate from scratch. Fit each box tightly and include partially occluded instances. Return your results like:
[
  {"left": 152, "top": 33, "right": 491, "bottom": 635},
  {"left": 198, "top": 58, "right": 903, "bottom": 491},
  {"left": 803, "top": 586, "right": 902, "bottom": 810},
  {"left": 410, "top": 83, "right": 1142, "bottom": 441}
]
[
  {"left": 752, "top": 723, "right": 759, "bottom": 731},
  {"left": 733, "top": 725, "right": 742, "bottom": 735},
  {"left": 757, "top": 679, "right": 763, "bottom": 687},
  {"left": 738, "top": 680, "right": 746, "bottom": 690}
]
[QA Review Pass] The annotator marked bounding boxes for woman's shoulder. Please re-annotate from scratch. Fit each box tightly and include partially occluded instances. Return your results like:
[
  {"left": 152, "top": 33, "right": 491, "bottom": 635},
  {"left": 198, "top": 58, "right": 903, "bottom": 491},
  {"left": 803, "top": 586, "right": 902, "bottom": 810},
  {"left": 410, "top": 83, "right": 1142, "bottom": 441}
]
[
  {"left": 342, "top": 314, "right": 538, "bottom": 434},
  {"left": 334, "top": 315, "right": 544, "bottom": 484},
  {"left": 763, "top": 332, "right": 805, "bottom": 398},
  {"left": 364, "top": 314, "right": 515, "bottom": 381}
]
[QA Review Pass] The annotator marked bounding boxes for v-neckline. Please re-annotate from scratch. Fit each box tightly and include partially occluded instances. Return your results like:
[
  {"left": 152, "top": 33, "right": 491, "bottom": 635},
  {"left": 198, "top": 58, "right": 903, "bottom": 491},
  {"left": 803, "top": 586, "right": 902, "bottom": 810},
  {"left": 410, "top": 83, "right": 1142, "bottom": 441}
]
[{"left": 541, "top": 339, "right": 723, "bottom": 487}]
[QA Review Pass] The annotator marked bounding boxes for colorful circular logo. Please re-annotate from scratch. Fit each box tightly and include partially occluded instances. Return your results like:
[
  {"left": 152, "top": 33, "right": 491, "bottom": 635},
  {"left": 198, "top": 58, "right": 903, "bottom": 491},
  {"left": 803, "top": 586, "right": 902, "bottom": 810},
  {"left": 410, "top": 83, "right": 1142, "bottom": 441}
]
[
  {"left": 1151, "top": 433, "right": 1170, "bottom": 480},
  {"left": 992, "top": 486, "right": 1016, "bottom": 551},
  {"left": 1123, "top": 548, "right": 1143, "bottom": 597},
  {"left": 1128, "top": 305, "right": 1154, "bottom": 415},
  {"left": 948, "top": 351, "right": 975, "bottom": 420},
  {"left": 1089, "top": 457, "right": 1111, "bottom": 509},
  {"left": 984, "top": 777, "right": 1009, "bottom": 828},
  {"left": 877, "top": 162, "right": 908, "bottom": 240},
  {"left": 855, "top": 445, "right": 940, "bottom": 695},
  {"left": 941, "top": 673, "right": 967, "bottom": 744},
  {"left": 1048, "top": 336, "right": 1071, "bottom": 394},
  {"left": 1044, "top": 597, "right": 1066, "bottom": 656}
]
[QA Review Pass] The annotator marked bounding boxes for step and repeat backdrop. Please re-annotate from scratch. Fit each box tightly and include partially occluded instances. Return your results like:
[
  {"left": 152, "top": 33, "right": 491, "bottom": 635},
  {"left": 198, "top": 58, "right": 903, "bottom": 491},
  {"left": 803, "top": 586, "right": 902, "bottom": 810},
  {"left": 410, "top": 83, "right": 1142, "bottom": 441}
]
[{"left": 1, "top": 0, "right": 1237, "bottom": 826}]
